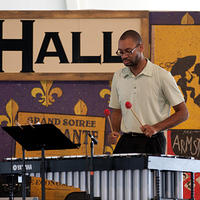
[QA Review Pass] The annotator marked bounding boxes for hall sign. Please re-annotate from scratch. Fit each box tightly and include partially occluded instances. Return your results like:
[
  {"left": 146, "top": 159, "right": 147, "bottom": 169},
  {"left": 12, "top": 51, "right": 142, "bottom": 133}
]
[{"left": 0, "top": 12, "right": 147, "bottom": 73}]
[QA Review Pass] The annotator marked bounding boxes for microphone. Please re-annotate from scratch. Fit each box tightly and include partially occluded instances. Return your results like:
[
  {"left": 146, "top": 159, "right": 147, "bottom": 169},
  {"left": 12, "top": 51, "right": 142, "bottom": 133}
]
[
  {"left": 104, "top": 109, "right": 114, "bottom": 132},
  {"left": 125, "top": 101, "right": 143, "bottom": 126},
  {"left": 88, "top": 133, "right": 98, "bottom": 144}
]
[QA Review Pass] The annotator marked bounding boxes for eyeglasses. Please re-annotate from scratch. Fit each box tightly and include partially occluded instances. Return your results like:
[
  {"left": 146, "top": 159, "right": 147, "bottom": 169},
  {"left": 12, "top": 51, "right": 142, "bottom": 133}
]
[{"left": 116, "top": 44, "right": 140, "bottom": 56}]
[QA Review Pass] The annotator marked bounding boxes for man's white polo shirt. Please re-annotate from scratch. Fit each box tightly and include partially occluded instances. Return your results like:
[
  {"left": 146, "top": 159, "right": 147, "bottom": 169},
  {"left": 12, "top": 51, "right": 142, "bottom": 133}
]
[{"left": 109, "top": 59, "right": 184, "bottom": 133}]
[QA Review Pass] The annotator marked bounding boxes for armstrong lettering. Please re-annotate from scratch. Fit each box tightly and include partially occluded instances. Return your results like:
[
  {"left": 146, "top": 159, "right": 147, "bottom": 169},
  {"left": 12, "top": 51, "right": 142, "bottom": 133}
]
[
  {"left": 171, "top": 130, "right": 200, "bottom": 159},
  {"left": 0, "top": 20, "right": 122, "bottom": 72}
]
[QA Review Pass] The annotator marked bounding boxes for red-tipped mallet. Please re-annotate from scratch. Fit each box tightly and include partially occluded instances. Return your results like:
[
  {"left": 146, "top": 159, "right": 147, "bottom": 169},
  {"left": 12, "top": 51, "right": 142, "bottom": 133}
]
[
  {"left": 125, "top": 101, "right": 143, "bottom": 126},
  {"left": 104, "top": 109, "right": 114, "bottom": 132}
]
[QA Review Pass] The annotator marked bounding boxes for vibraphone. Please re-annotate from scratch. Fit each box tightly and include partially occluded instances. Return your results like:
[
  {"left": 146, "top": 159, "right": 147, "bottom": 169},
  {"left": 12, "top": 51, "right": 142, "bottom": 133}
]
[{"left": 0, "top": 154, "right": 199, "bottom": 200}]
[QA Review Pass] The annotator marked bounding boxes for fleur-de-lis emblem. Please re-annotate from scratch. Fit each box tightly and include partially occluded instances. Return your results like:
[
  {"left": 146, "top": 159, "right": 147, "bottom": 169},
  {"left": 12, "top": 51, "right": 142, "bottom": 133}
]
[
  {"left": 99, "top": 89, "right": 111, "bottom": 103},
  {"left": 104, "top": 144, "right": 115, "bottom": 154},
  {"left": 181, "top": 13, "right": 195, "bottom": 24},
  {"left": 99, "top": 81, "right": 111, "bottom": 104},
  {"left": 74, "top": 99, "right": 88, "bottom": 115},
  {"left": 0, "top": 99, "right": 18, "bottom": 126},
  {"left": 31, "top": 81, "right": 62, "bottom": 107}
]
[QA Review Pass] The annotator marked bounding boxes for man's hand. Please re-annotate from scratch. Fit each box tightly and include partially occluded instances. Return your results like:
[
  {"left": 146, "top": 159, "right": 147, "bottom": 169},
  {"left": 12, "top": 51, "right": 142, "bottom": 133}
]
[
  {"left": 140, "top": 125, "right": 157, "bottom": 137},
  {"left": 108, "top": 131, "right": 120, "bottom": 144}
]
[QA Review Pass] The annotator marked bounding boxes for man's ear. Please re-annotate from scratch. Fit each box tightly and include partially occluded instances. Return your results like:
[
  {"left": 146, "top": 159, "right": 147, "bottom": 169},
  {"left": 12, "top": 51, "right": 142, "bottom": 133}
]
[{"left": 139, "top": 43, "right": 144, "bottom": 52}]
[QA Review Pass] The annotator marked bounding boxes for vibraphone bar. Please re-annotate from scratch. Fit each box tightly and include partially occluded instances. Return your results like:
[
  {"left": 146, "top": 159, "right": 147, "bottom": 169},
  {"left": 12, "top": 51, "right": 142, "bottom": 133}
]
[{"left": 0, "top": 154, "right": 199, "bottom": 200}]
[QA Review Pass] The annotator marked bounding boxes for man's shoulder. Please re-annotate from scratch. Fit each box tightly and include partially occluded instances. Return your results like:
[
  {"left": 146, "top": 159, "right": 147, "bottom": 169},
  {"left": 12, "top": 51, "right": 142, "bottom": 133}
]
[{"left": 148, "top": 60, "right": 170, "bottom": 75}]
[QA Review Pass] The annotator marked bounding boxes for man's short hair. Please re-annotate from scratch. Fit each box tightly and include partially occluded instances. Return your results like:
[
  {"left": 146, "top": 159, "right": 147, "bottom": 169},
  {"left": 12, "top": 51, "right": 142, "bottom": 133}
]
[{"left": 120, "top": 30, "right": 142, "bottom": 44}]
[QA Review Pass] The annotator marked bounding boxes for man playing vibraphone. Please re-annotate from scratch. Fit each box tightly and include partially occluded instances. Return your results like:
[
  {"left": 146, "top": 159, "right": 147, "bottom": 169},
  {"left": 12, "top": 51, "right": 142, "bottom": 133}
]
[{"left": 109, "top": 30, "right": 188, "bottom": 154}]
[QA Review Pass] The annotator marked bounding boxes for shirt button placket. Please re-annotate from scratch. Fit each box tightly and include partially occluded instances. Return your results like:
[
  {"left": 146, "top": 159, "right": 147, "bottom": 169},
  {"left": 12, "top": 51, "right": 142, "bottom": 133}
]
[{"left": 132, "top": 78, "right": 137, "bottom": 113}]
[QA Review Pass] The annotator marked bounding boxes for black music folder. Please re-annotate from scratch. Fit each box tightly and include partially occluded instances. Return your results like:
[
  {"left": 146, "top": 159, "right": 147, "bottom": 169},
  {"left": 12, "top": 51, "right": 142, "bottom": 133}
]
[{"left": 2, "top": 124, "right": 80, "bottom": 151}]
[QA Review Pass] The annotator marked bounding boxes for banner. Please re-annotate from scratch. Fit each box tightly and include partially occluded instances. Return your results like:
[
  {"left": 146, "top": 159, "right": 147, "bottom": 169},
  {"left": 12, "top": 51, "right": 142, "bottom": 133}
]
[{"left": 16, "top": 112, "right": 105, "bottom": 157}]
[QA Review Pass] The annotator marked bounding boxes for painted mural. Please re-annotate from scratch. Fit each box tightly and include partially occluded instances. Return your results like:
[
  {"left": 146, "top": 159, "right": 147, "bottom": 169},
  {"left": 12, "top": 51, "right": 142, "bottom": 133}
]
[
  {"left": 150, "top": 11, "right": 200, "bottom": 200},
  {"left": 152, "top": 25, "right": 200, "bottom": 129},
  {"left": 0, "top": 11, "right": 200, "bottom": 199}
]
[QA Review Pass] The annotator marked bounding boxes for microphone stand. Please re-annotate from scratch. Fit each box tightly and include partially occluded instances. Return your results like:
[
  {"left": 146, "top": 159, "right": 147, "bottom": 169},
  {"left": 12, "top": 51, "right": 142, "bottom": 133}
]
[
  {"left": 15, "top": 122, "right": 26, "bottom": 200},
  {"left": 88, "top": 133, "right": 98, "bottom": 200},
  {"left": 8, "top": 137, "right": 15, "bottom": 200},
  {"left": 22, "top": 147, "right": 26, "bottom": 200}
]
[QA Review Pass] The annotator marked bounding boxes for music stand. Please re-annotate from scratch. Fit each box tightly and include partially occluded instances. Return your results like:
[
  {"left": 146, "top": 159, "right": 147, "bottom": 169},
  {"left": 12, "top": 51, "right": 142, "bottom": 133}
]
[{"left": 2, "top": 124, "right": 80, "bottom": 200}]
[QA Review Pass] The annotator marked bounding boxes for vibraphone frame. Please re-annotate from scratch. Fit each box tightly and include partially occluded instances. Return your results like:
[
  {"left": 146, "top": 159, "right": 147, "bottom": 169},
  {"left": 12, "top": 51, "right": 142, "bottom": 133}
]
[{"left": 0, "top": 154, "right": 199, "bottom": 200}]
